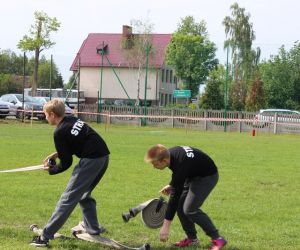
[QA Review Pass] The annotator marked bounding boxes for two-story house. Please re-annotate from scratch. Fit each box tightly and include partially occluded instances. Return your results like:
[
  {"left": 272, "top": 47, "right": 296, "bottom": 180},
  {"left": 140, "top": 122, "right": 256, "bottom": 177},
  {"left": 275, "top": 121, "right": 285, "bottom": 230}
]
[{"left": 70, "top": 25, "right": 179, "bottom": 106}]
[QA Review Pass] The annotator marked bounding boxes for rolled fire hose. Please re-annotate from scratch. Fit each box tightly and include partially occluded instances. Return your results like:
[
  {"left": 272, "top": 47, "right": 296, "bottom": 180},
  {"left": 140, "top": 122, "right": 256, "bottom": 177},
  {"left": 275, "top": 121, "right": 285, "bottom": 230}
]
[{"left": 122, "top": 197, "right": 167, "bottom": 229}]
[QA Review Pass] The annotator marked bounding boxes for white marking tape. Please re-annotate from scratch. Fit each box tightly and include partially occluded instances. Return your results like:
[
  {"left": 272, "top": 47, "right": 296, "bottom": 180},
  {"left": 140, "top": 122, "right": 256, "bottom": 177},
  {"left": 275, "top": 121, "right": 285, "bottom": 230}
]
[{"left": 9, "top": 109, "right": 300, "bottom": 127}]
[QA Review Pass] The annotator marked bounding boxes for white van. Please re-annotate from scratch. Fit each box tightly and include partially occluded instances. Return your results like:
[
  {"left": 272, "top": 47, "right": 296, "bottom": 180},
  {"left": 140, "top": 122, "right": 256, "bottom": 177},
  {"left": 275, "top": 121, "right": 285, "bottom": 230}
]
[{"left": 254, "top": 109, "right": 300, "bottom": 126}]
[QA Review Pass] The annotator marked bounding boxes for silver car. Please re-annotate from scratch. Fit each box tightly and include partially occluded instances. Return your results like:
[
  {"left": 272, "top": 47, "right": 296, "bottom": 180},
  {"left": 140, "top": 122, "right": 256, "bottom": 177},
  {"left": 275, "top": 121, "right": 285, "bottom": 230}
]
[
  {"left": 0, "top": 98, "right": 18, "bottom": 118},
  {"left": 0, "top": 94, "right": 45, "bottom": 120},
  {"left": 0, "top": 100, "right": 10, "bottom": 118},
  {"left": 32, "top": 96, "right": 74, "bottom": 117}
]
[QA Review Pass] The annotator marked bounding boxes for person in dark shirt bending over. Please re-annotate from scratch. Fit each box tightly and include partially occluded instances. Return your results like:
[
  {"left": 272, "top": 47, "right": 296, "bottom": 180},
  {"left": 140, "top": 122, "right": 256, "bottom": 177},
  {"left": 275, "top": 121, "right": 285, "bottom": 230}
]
[
  {"left": 31, "top": 99, "right": 110, "bottom": 247},
  {"left": 145, "top": 144, "right": 227, "bottom": 250}
]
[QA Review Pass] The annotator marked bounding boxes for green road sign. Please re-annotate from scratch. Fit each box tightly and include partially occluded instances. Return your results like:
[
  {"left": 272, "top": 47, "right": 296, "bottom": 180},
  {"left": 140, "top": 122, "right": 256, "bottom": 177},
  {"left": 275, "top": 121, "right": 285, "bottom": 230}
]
[{"left": 173, "top": 90, "right": 191, "bottom": 98}]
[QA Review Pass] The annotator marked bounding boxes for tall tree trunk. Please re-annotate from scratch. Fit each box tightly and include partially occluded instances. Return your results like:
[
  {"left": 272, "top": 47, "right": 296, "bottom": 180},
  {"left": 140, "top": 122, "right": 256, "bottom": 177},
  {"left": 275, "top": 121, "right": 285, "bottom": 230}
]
[
  {"left": 32, "top": 19, "right": 42, "bottom": 97},
  {"left": 32, "top": 48, "right": 40, "bottom": 96}
]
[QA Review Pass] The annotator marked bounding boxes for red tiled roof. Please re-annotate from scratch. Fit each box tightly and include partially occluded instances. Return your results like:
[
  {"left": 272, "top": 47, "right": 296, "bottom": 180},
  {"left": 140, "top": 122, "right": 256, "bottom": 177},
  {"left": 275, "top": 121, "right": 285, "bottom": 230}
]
[{"left": 70, "top": 33, "right": 171, "bottom": 71}]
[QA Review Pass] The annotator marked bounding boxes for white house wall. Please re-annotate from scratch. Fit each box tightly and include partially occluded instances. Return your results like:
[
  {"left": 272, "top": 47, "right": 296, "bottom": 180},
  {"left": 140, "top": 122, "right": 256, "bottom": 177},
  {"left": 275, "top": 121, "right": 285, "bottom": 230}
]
[{"left": 79, "top": 67, "right": 177, "bottom": 102}]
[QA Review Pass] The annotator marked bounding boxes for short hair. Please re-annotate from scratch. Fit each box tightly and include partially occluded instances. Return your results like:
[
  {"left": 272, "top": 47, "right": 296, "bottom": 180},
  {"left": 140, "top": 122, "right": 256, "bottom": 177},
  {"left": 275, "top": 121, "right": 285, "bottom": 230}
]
[
  {"left": 144, "top": 144, "right": 170, "bottom": 163},
  {"left": 43, "top": 99, "right": 65, "bottom": 117}
]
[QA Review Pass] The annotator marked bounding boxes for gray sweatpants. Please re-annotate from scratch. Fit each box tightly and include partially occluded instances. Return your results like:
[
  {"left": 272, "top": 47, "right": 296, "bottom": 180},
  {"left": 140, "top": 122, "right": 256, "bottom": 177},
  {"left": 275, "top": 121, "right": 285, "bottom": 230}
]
[
  {"left": 177, "top": 173, "right": 220, "bottom": 240},
  {"left": 42, "top": 155, "right": 109, "bottom": 240}
]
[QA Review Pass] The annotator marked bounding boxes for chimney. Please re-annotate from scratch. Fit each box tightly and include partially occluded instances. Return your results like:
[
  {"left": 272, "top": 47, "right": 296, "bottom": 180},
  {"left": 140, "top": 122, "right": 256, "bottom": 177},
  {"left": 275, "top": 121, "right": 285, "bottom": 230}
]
[
  {"left": 122, "top": 25, "right": 133, "bottom": 49},
  {"left": 122, "top": 25, "right": 132, "bottom": 38}
]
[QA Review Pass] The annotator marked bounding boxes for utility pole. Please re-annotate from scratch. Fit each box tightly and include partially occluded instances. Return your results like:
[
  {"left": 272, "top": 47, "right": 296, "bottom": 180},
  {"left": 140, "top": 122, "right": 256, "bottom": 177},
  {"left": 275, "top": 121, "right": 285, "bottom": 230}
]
[
  {"left": 22, "top": 52, "right": 26, "bottom": 122},
  {"left": 224, "top": 47, "right": 229, "bottom": 132},
  {"left": 77, "top": 55, "right": 80, "bottom": 114},
  {"left": 143, "top": 42, "right": 150, "bottom": 126},
  {"left": 50, "top": 54, "right": 52, "bottom": 100}
]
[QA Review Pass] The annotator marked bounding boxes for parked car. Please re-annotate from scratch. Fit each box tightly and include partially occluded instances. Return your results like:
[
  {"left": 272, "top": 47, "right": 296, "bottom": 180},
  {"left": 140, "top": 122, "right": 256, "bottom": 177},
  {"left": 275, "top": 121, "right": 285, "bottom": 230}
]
[
  {"left": 113, "top": 99, "right": 135, "bottom": 106},
  {"left": 32, "top": 96, "right": 74, "bottom": 117},
  {"left": 0, "top": 99, "right": 17, "bottom": 118},
  {"left": 0, "top": 100, "right": 11, "bottom": 118},
  {"left": 0, "top": 94, "right": 45, "bottom": 120},
  {"left": 96, "top": 99, "right": 114, "bottom": 105},
  {"left": 254, "top": 109, "right": 300, "bottom": 127}
]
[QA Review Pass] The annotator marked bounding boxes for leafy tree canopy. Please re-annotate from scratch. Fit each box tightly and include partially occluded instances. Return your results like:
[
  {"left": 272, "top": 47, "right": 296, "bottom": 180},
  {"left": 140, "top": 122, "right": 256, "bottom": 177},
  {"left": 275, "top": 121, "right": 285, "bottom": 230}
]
[
  {"left": 0, "top": 49, "right": 63, "bottom": 95},
  {"left": 18, "top": 11, "right": 60, "bottom": 52},
  {"left": 17, "top": 11, "right": 60, "bottom": 95},
  {"left": 36, "top": 56, "right": 63, "bottom": 89},
  {"left": 245, "top": 73, "right": 265, "bottom": 111},
  {"left": 223, "top": 3, "right": 259, "bottom": 110},
  {"left": 0, "top": 50, "right": 24, "bottom": 75},
  {"left": 260, "top": 42, "right": 300, "bottom": 110},
  {"left": 200, "top": 65, "right": 225, "bottom": 110},
  {"left": 166, "top": 16, "right": 218, "bottom": 98}
]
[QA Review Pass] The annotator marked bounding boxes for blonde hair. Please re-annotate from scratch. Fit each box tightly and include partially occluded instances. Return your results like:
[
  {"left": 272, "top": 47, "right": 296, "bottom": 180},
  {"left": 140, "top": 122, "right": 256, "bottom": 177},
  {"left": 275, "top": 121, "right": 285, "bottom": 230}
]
[
  {"left": 144, "top": 144, "right": 170, "bottom": 163},
  {"left": 43, "top": 99, "right": 65, "bottom": 117}
]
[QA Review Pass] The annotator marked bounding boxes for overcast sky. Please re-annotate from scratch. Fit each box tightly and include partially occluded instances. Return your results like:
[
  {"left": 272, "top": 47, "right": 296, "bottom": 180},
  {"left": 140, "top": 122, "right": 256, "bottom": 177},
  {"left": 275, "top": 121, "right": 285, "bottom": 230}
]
[{"left": 1, "top": 0, "right": 299, "bottom": 82}]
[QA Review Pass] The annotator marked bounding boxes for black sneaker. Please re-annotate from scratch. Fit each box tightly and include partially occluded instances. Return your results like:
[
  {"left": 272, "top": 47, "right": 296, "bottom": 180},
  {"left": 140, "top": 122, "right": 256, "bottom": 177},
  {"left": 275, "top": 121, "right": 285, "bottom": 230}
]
[
  {"left": 99, "top": 226, "right": 107, "bottom": 234},
  {"left": 30, "top": 236, "right": 49, "bottom": 247}
]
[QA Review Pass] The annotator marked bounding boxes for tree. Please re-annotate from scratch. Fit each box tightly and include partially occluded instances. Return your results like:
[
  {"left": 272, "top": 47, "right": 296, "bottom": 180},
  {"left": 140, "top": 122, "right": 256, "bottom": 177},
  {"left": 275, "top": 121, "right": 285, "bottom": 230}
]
[
  {"left": 0, "top": 49, "right": 24, "bottom": 75},
  {"left": 18, "top": 11, "right": 60, "bottom": 96},
  {"left": 0, "top": 74, "right": 19, "bottom": 95},
  {"left": 245, "top": 73, "right": 265, "bottom": 111},
  {"left": 37, "top": 56, "right": 63, "bottom": 89},
  {"left": 260, "top": 42, "right": 300, "bottom": 109},
  {"left": 66, "top": 73, "right": 77, "bottom": 89},
  {"left": 56, "top": 73, "right": 64, "bottom": 89},
  {"left": 121, "top": 18, "right": 154, "bottom": 106},
  {"left": 166, "top": 16, "right": 218, "bottom": 98},
  {"left": 245, "top": 47, "right": 265, "bottom": 111},
  {"left": 223, "top": 3, "right": 259, "bottom": 110},
  {"left": 200, "top": 65, "right": 225, "bottom": 109},
  {"left": 289, "top": 42, "right": 300, "bottom": 109}
]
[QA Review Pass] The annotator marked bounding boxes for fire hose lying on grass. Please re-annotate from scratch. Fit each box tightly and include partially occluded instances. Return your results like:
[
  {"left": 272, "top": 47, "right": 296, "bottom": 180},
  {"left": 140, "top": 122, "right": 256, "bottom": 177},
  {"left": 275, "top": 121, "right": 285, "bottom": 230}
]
[
  {"left": 0, "top": 159, "right": 56, "bottom": 173},
  {"left": 0, "top": 165, "right": 44, "bottom": 173},
  {"left": 122, "top": 196, "right": 167, "bottom": 229},
  {"left": 1, "top": 165, "right": 167, "bottom": 248}
]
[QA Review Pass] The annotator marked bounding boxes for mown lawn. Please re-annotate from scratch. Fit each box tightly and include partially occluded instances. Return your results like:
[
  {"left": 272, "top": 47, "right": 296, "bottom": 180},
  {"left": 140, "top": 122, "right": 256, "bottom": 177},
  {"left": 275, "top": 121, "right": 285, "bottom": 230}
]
[{"left": 0, "top": 120, "right": 299, "bottom": 249}]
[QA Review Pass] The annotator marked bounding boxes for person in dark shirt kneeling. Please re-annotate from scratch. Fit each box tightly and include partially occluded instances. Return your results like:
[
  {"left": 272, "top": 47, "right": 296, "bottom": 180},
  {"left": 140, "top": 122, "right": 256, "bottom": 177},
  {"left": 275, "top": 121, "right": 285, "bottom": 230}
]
[
  {"left": 31, "top": 99, "right": 110, "bottom": 247},
  {"left": 145, "top": 144, "right": 227, "bottom": 250}
]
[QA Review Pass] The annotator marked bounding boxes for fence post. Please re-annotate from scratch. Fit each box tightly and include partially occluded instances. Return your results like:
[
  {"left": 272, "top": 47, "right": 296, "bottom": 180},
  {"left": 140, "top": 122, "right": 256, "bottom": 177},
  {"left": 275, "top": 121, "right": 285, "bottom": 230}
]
[
  {"left": 238, "top": 111, "right": 242, "bottom": 133},
  {"left": 204, "top": 110, "right": 208, "bottom": 131},
  {"left": 171, "top": 109, "right": 174, "bottom": 128},
  {"left": 108, "top": 106, "right": 111, "bottom": 125},
  {"left": 273, "top": 113, "right": 278, "bottom": 134},
  {"left": 185, "top": 111, "right": 188, "bottom": 133}
]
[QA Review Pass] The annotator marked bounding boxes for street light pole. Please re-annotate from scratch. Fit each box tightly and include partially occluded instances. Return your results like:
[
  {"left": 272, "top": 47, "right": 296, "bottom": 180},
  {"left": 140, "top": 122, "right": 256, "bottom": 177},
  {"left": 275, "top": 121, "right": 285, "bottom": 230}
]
[
  {"left": 224, "top": 46, "right": 229, "bottom": 132},
  {"left": 50, "top": 54, "right": 52, "bottom": 100},
  {"left": 143, "top": 42, "right": 150, "bottom": 126},
  {"left": 22, "top": 52, "right": 26, "bottom": 122},
  {"left": 77, "top": 55, "right": 80, "bottom": 114},
  {"left": 96, "top": 42, "right": 104, "bottom": 123}
]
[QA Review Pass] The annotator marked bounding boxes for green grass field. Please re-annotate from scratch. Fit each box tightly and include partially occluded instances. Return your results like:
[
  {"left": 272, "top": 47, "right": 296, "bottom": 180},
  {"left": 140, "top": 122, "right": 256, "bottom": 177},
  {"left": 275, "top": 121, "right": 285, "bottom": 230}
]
[{"left": 0, "top": 120, "right": 299, "bottom": 250}]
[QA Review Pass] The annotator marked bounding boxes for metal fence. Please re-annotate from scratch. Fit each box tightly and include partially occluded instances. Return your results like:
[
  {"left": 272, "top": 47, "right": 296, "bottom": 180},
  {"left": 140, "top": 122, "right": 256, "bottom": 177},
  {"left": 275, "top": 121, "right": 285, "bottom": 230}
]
[{"left": 78, "top": 104, "right": 300, "bottom": 134}]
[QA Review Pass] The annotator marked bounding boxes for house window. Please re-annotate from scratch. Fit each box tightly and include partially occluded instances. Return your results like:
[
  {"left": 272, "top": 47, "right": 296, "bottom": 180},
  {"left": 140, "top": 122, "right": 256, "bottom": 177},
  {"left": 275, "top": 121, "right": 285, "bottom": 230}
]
[
  {"left": 170, "top": 70, "right": 173, "bottom": 83},
  {"left": 174, "top": 76, "right": 177, "bottom": 84},
  {"left": 168, "top": 94, "right": 172, "bottom": 104},
  {"left": 161, "top": 69, "right": 165, "bottom": 82},
  {"left": 166, "top": 70, "right": 169, "bottom": 83},
  {"left": 160, "top": 93, "right": 164, "bottom": 106}
]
